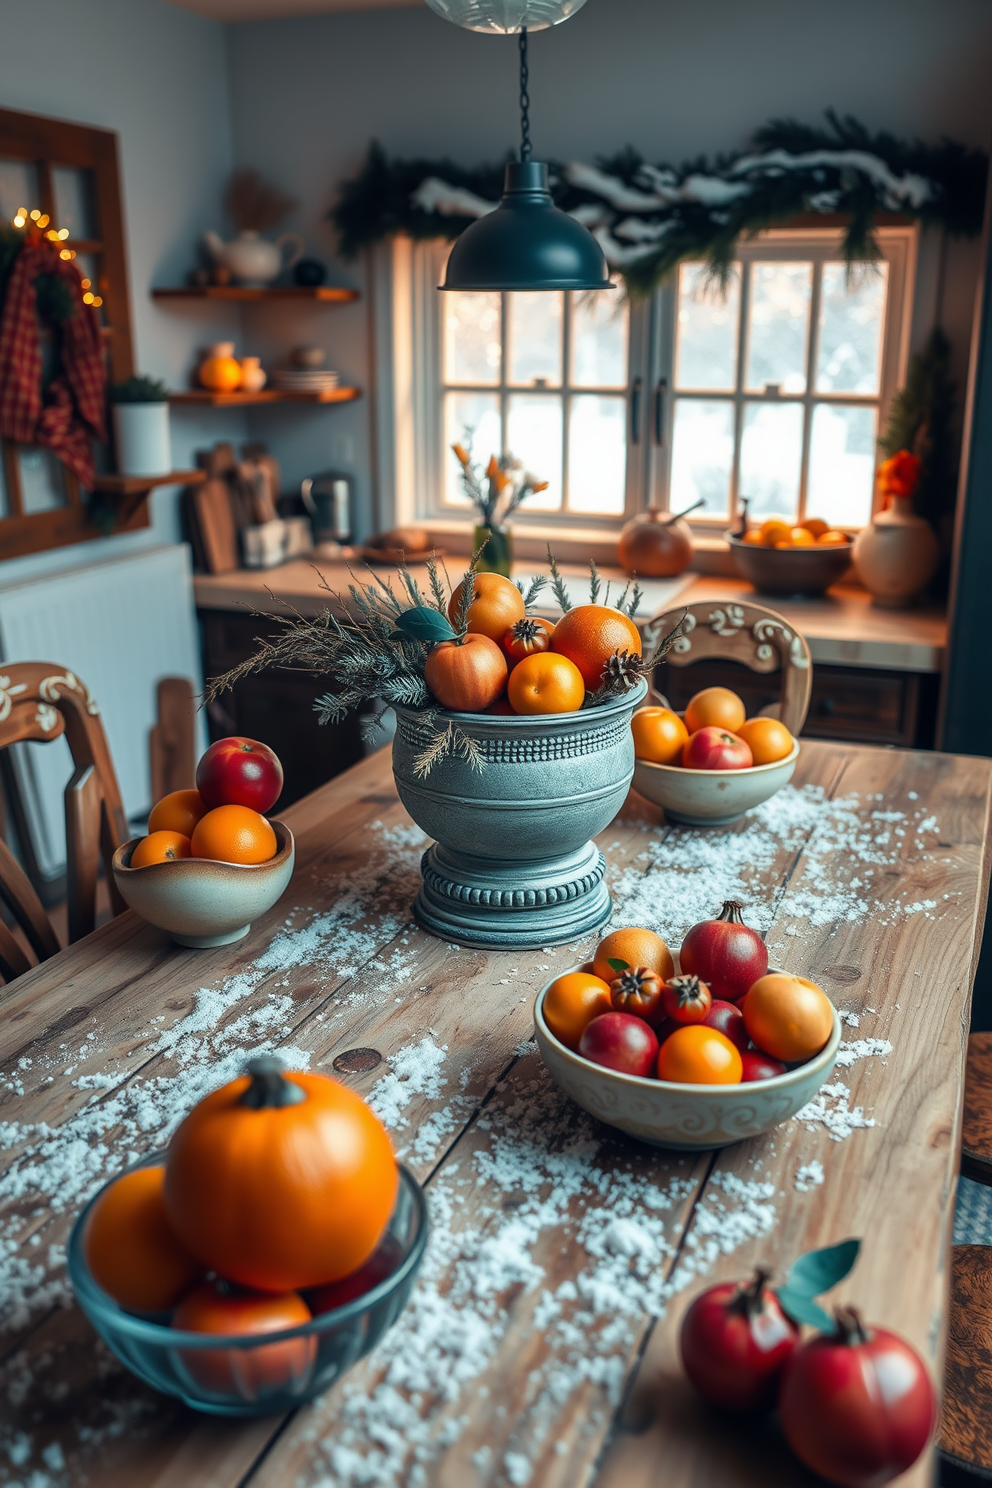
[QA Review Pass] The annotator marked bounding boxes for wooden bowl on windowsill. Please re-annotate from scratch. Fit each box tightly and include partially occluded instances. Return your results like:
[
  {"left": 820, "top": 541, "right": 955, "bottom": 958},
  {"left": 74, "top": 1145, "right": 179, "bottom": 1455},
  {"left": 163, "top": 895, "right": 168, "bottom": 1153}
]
[{"left": 727, "top": 532, "right": 853, "bottom": 598}]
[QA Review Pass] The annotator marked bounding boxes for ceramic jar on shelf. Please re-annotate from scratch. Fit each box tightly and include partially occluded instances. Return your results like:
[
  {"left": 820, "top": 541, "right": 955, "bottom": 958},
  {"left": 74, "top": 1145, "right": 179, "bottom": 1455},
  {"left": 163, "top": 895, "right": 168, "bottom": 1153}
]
[
  {"left": 203, "top": 229, "right": 304, "bottom": 287},
  {"left": 238, "top": 356, "right": 267, "bottom": 393},
  {"left": 852, "top": 495, "right": 940, "bottom": 608}
]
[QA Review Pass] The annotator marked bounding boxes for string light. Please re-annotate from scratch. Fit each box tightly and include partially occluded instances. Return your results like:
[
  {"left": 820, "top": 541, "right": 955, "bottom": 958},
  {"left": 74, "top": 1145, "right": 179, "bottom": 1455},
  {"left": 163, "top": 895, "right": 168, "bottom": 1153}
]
[
  {"left": 81, "top": 278, "right": 91, "bottom": 289},
  {"left": 13, "top": 207, "right": 26, "bottom": 228},
  {"left": 7, "top": 208, "right": 89, "bottom": 290}
]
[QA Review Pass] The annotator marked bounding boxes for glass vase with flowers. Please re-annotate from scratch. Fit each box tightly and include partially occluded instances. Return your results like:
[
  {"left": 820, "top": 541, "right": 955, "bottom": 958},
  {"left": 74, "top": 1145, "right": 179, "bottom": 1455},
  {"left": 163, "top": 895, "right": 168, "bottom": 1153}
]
[{"left": 451, "top": 440, "right": 547, "bottom": 578}]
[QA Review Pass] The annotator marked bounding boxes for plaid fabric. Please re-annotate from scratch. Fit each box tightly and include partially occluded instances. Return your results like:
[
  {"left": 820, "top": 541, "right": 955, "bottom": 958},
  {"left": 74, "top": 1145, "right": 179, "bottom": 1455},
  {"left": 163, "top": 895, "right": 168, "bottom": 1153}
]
[{"left": 0, "top": 238, "right": 107, "bottom": 489}]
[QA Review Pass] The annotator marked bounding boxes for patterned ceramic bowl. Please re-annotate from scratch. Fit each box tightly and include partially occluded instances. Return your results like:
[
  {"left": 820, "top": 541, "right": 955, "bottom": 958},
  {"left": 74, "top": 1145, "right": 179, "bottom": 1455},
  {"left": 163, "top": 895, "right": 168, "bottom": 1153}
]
[
  {"left": 534, "top": 965, "right": 840, "bottom": 1150},
  {"left": 111, "top": 822, "right": 295, "bottom": 948},
  {"left": 632, "top": 740, "right": 800, "bottom": 827}
]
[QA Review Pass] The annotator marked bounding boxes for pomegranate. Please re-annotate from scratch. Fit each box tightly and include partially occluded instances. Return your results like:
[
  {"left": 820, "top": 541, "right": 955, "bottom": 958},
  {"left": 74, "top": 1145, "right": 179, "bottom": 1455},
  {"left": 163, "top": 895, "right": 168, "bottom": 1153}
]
[
  {"left": 609, "top": 966, "right": 666, "bottom": 1026},
  {"left": 778, "top": 1307, "right": 937, "bottom": 1487},
  {"left": 578, "top": 1011, "right": 658, "bottom": 1077},
  {"left": 679, "top": 1268, "right": 799, "bottom": 1410},
  {"left": 660, "top": 973, "right": 712, "bottom": 1025},
  {"left": 702, "top": 999, "right": 748, "bottom": 1053},
  {"left": 679, "top": 900, "right": 769, "bottom": 1003},
  {"left": 740, "top": 1049, "right": 787, "bottom": 1082}
]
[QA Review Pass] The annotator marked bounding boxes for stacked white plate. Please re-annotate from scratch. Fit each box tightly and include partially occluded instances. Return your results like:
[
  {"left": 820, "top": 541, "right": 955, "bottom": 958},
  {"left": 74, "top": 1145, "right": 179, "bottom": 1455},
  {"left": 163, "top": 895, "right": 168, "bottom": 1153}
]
[{"left": 271, "top": 369, "right": 340, "bottom": 392}]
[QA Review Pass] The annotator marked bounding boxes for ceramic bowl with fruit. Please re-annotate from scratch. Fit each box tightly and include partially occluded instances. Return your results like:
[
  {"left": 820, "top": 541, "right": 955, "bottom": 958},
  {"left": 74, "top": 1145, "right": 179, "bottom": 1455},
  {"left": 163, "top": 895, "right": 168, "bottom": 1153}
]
[
  {"left": 631, "top": 685, "right": 799, "bottom": 826},
  {"left": 728, "top": 516, "right": 853, "bottom": 598},
  {"left": 68, "top": 1057, "right": 428, "bottom": 1418},
  {"left": 112, "top": 737, "right": 294, "bottom": 946},
  {"left": 533, "top": 914, "right": 840, "bottom": 1150}
]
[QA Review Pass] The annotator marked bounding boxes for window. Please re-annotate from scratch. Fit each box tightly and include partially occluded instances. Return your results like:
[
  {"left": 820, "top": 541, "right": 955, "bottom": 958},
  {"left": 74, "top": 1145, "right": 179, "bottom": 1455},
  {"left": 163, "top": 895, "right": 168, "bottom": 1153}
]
[{"left": 380, "top": 227, "right": 914, "bottom": 540}]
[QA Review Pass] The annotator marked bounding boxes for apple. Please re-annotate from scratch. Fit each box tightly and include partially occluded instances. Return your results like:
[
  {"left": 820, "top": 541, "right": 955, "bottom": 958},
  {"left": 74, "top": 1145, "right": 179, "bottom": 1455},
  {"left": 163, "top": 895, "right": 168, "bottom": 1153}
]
[
  {"left": 578, "top": 1011, "right": 659, "bottom": 1077},
  {"left": 702, "top": 999, "right": 749, "bottom": 1053},
  {"left": 682, "top": 727, "right": 753, "bottom": 771},
  {"left": 196, "top": 736, "right": 284, "bottom": 812},
  {"left": 740, "top": 1049, "right": 787, "bottom": 1082},
  {"left": 305, "top": 1234, "right": 404, "bottom": 1315}
]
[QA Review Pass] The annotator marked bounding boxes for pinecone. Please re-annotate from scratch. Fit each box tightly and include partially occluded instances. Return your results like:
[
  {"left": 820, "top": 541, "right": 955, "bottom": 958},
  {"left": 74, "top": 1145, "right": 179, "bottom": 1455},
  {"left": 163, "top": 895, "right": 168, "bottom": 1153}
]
[{"left": 599, "top": 648, "right": 643, "bottom": 691}]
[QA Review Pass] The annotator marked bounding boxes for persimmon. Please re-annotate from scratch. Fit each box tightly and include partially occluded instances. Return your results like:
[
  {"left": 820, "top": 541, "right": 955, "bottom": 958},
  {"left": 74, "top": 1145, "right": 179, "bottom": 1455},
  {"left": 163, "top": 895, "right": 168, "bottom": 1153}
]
[
  {"left": 684, "top": 686, "right": 746, "bottom": 735},
  {"left": 502, "top": 615, "right": 555, "bottom": 662},
  {"left": 759, "top": 519, "right": 792, "bottom": 547},
  {"left": 84, "top": 1165, "right": 201, "bottom": 1312},
  {"left": 550, "top": 605, "right": 642, "bottom": 691},
  {"left": 164, "top": 1056, "right": 398, "bottom": 1292},
  {"left": 631, "top": 706, "right": 688, "bottom": 765},
  {"left": 737, "top": 717, "right": 795, "bottom": 765},
  {"left": 788, "top": 527, "right": 815, "bottom": 546},
  {"left": 799, "top": 518, "right": 828, "bottom": 539},
  {"left": 447, "top": 572, "right": 525, "bottom": 643},
  {"left": 172, "top": 1280, "right": 316, "bottom": 1400},
  {"left": 148, "top": 789, "right": 208, "bottom": 839},
  {"left": 507, "top": 652, "right": 584, "bottom": 715},
  {"left": 817, "top": 529, "right": 849, "bottom": 546},
  {"left": 657, "top": 1025, "right": 743, "bottom": 1084},
  {"left": 131, "top": 831, "right": 191, "bottom": 867},
  {"left": 592, "top": 927, "right": 674, "bottom": 985},
  {"left": 191, "top": 805, "right": 277, "bottom": 865},
  {"left": 742, "top": 973, "right": 833, "bottom": 1062},
  {"left": 543, "top": 971, "right": 612, "bottom": 1050},
  {"left": 424, "top": 633, "right": 507, "bottom": 711}
]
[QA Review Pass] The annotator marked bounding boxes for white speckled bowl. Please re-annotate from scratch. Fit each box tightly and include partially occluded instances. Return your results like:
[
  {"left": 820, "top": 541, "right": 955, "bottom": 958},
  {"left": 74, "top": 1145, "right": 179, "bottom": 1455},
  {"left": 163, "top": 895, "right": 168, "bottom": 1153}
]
[
  {"left": 112, "top": 822, "right": 295, "bottom": 948},
  {"left": 632, "top": 740, "right": 800, "bottom": 827},
  {"left": 534, "top": 964, "right": 840, "bottom": 1150}
]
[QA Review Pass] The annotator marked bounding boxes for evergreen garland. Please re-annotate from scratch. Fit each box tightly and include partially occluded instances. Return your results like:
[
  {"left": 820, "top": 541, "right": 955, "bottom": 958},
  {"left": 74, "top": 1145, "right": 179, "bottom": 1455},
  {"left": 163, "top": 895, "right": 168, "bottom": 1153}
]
[{"left": 330, "top": 113, "right": 987, "bottom": 297}]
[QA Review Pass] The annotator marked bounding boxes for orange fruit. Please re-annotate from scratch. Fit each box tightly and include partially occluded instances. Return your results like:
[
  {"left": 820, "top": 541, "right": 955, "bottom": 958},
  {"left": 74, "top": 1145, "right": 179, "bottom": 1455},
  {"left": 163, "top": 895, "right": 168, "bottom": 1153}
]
[
  {"left": 148, "top": 789, "right": 208, "bottom": 838},
  {"left": 592, "top": 926, "right": 674, "bottom": 984},
  {"left": 543, "top": 971, "right": 612, "bottom": 1050},
  {"left": 131, "top": 830, "right": 192, "bottom": 867},
  {"left": 759, "top": 519, "right": 792, "bottom": 547},
  {"left": 742, "top": 529, "right": 764, "bottom": 545},
  {"left": 737, "top": 717, "right": 795, "bottom": 765},
  {"left": 742, "top": 973, "right": 834, "bottom": 1062},
  {"left": 172, "top": 1280, "right": 315, "bottom": 1398},
  {"left": 799, "top": 518, "right": 828, "bottom": 539},
  {"left": 447, "top": 572, "right": 525, "bottom": 643},
  {"left": 817, "top": 529, "right": 849, "bottom": 546},
  {"left": 657, "top": 1025, "right": 742, "bottom": 1084},
  {"left": 507, "top": 652, "right": 585, "bottom": 714},
  {"left": 84, "top": 1165, "right": 201, "bottom": 1312},
  {"left": 631, "top": 706, "right": 689, "bottom": 765},
  {"left": 550, "top": 604, "right": 642, "bottom": 691},
  {"left": 191, "top": 805, "right": 277, "bottom": 864},
  {"left": 684, "top": 686, "right": 746, "bottom": 735},
  {"left": 788, "top": 527, "right": 815, "bottom": 546}
]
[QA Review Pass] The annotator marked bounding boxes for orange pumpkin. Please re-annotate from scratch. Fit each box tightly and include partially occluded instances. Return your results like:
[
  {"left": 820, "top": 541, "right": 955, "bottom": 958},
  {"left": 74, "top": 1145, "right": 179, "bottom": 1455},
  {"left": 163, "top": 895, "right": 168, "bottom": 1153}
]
[
  {"left": 84, "top": 1164, "right": 202, "bottom": 1313},
  {"left": 447, "top": 571, "right": 525, "bottom": 642},
  {"left": 424, "top": 633, "right": 508, "bottom": 712},
  {"left": 164, "top": 1056, "right": 398, "bottom": 1292},
  {"left": 172, "top": 1279, "right": 315, "bottom": 1400}
]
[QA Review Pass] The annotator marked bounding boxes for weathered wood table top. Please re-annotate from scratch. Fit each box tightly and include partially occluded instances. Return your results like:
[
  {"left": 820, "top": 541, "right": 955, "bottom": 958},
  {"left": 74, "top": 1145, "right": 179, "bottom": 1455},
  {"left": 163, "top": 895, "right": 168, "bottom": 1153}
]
[{"left": 1, "top": 740, "right": 990, "bottom": 1488}]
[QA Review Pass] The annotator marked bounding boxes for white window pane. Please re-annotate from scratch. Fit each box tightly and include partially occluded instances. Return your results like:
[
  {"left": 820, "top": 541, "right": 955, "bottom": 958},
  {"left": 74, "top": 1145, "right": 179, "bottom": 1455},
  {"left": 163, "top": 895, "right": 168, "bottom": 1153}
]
[
  {"left": 52, "top": 166, "right": 97, "bottom": 239},
  {"left": 816, "top": 263, "right": 888, "bottom": 394},
  {"left": 740, "top": 402, "right": 803, "bottom": 521},
  {"left": 506, "top": 394, "right": 562, "bottom": 510},
  {"left": 568, "top": 395, "right": 626, "bottom": 514},
  {"left": 18, "top": 448, "right": 69, "bottom": 513},
  {"left": 444, "top": 391, "right": 501, "bottom": 506},
  {"left": 675, "top": 264, "right": 740, "bottom": 391},
  {"left": 508, "top": 292, "right": 563, "bottom": 387},
  {"left": 571, "top": 292, "right": 627, "bottom": 388},
  {"left": 808, "top": 403, "right": 877, "bottom": 527},
  {"left": 745, "top": 263, "right": 812, "bottom": 394},
  {"left": 0, "top": 159, "right": 39, "bottom": 220},
  {"left": 670, "top": 398, "right": 734, "bottom": 517},
  {"left": 444, "top": 292, "right": 501, "bottom": 384}
]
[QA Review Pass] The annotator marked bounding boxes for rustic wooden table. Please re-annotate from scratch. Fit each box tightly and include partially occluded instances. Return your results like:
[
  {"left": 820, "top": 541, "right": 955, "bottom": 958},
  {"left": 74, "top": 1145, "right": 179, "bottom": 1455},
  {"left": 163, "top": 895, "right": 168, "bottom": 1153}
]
[{"left": 1, "top": 740, "right": 990, "bottom": 1488}]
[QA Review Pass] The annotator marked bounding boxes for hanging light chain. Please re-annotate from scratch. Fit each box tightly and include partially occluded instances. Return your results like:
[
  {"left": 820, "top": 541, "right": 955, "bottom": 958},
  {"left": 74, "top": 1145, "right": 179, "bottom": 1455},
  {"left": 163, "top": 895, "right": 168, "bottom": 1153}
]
[{"left": 518, "top": 27, "right": 531, "bottom": 164}]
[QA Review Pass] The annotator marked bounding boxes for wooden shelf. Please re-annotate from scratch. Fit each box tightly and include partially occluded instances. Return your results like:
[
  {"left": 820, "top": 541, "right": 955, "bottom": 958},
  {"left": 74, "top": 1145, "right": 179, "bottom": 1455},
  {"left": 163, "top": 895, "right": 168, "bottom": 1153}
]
[
  {"left": 152, "top": 286, "right": 360, "bottom": 303},
  {"left": 168, "top": 387, "right": 362, "bottom": 408},
  {"left": 91, "top": 469, "right": 205, "bottom": 496}
]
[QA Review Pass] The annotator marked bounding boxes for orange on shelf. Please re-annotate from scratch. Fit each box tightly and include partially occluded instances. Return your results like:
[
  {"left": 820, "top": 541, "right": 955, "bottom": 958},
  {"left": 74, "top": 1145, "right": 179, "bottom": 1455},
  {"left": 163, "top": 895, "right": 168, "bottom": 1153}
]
[
  {"left": 191, "top": 805, "right": 277, "bottom": 864},
  {"left": 198, "top": 341, "right": 242, "bottom": 392}
]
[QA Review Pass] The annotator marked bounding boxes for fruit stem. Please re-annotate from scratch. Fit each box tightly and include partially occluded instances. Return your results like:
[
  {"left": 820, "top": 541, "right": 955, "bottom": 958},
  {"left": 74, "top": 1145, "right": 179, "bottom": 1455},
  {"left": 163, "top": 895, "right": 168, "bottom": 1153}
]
[
  {"left": 718, "top": 899, "right": 746, "bottom": 924},
  {"left": 240, "top": 1054, "right": 306, "bottom": 1109},
  {"left": 669, "top": 973, "right": 706, "bottom": 1005},
  {"left": 833, "top": 1305, "right": 871, "bottom": 1346},
  {"left": 730, "top": 1267, "right": 772, "bottom": 1318}
]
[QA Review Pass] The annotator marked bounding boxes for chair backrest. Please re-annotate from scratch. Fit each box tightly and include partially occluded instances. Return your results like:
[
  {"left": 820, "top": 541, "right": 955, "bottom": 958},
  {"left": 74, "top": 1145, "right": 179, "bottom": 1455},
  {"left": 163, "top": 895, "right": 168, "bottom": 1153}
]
[
  {"left": 649, "top": 599, "right": 813, "bottom": 736},
  {"left": 0, "top": 663, "right": 128, "bottom": 982}
]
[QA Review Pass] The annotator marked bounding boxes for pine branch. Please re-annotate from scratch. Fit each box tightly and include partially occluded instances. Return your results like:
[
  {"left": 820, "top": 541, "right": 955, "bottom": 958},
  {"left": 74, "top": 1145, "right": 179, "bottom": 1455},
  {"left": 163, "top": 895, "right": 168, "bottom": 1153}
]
[
  {"left": 589, "top": 559, "right": 602, "bottom": 605},
  {"left": 424, "top": 551, "right": 449, "bottom": 614},
  {"left": 546, "top": 545, "right": 572, "bottom": 613},
  {"left": 516, "top": 573, "right": 548, "bottom": 610}
]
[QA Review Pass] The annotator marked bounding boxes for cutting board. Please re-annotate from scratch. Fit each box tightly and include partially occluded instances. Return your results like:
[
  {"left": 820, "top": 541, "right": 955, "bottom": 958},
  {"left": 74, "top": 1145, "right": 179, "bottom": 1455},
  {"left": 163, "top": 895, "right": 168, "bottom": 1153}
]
[{"left": 192, "top": 479, "right": 240, "bottom": 574}]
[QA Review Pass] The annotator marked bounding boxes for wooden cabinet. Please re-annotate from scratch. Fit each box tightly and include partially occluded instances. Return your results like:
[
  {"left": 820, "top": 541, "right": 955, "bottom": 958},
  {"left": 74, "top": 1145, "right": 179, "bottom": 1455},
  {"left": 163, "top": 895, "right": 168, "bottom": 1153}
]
[
  {"left": 654, "top": 657, "right": 939, "bottom": 749},
  {"left": 199, "top": 610, "right": 365, "bottom": 810}
]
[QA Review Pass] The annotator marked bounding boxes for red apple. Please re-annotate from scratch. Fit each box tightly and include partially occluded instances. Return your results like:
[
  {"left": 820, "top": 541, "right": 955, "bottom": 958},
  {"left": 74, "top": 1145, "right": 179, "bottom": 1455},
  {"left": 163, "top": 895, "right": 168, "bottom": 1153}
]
[
  {"left": 683, "top": 727, "right": 753, "bottom": 770},
  {"left": 740, "top": 1049, "right": 787, "bottom": 1082},
  {"left": 703, "top": 999, "right": 749, "bottom": 1053},
  {"left": 196, "top": 736, "right": 284, "bottom": 812},
  {"left": 578, "top": 1011, "right": 659, "bottom": 1077}
]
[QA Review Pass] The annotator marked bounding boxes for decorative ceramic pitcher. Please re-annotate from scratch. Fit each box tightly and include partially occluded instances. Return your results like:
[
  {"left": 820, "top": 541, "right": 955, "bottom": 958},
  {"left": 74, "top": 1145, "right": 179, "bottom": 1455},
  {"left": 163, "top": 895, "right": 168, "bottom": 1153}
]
[
  {"left": 852, "top": 496, "right": 939, "bottom": 608},
  {"left": 203, "top": 229, "right": 304, "bottom": 287}
]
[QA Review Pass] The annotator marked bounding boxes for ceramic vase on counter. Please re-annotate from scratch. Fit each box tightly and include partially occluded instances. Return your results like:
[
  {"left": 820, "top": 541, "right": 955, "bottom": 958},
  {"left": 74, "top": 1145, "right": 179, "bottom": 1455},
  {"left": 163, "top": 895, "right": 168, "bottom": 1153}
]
[
  {"left": 852, "top": 496, "right": 940, "bottom": 608},
  {"left": 203, "top": 229, "right": 304, "bottom": 287}
]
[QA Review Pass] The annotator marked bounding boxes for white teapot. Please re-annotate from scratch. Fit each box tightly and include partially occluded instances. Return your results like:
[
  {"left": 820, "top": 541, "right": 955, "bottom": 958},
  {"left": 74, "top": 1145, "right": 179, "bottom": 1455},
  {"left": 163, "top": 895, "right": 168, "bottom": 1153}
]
[{"left": 203, "top": 229, "right": 304, "bottom": 287}]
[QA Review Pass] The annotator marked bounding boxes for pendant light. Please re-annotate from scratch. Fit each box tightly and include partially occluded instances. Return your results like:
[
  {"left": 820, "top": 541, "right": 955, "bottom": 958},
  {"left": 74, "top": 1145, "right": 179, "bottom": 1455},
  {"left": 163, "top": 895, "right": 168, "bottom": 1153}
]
[{"left": 426, "top": 6, "right": 612, "bottom": 293}]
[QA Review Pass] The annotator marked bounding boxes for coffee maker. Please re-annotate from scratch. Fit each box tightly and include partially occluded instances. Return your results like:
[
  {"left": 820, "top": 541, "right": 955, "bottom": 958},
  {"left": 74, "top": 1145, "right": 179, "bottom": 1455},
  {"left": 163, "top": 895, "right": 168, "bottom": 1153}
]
[{"left": 301, "top": 471, "right": 353, "bottom": 551}]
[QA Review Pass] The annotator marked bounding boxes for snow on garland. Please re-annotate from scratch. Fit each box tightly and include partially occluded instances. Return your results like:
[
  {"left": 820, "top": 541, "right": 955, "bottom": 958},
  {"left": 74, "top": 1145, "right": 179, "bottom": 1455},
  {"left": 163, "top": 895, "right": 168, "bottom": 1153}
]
[{"left": 330, "top": 112, "right": 986, "bottom": 296}]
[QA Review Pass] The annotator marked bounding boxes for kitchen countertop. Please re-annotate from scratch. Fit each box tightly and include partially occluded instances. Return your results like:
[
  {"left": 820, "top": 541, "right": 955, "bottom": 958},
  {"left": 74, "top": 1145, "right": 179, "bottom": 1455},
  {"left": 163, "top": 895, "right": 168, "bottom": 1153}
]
[{"left": 193, "top": 562, "right": 947, "bottom": 674}]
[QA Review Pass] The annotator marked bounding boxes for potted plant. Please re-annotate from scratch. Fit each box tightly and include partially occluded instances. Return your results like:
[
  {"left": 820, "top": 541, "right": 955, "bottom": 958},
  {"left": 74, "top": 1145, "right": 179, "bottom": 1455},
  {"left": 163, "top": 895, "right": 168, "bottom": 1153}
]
[{"left": 110, "top": 375, "right": 171, "bottom": 477}]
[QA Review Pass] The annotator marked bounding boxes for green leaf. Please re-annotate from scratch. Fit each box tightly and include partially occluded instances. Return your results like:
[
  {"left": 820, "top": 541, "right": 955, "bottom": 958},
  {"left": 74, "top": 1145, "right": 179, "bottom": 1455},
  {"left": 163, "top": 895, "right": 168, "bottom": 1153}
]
[
  {"left": 606, "top": 957, "right": 629, "bottom": 973},
  {"left": 775, "top": 1288, "right": 835, "bottom": 1332},
  {"left": 783, "top": 1238, "right": 861, "bottom": 1301},
  {"left": 395, "top": 606, "right": 457, "bottom": 644}
]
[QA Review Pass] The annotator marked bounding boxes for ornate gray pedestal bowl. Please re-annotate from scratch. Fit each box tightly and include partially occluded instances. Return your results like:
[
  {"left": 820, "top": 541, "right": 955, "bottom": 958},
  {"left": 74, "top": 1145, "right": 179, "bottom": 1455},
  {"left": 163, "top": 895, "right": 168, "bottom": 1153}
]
[{"left": 392, "top": 680, "right": 646, "bottom": 949}]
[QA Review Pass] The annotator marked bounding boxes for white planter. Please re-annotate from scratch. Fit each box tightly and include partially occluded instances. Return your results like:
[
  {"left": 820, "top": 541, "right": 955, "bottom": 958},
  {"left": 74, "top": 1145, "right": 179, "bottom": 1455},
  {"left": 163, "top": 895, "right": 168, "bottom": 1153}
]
[{"left": 112, "top": 402, "right": 171, "bottom": 477}]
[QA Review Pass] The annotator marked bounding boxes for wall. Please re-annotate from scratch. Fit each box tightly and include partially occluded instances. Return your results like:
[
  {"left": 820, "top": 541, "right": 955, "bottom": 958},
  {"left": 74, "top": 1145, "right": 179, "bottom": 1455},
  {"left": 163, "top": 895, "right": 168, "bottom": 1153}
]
[
  {"left": 0, "top": 0, "right": 242, "bottom": 586},
  {"left": 226, "top": 0, "right": 992, "bottom": 536}
]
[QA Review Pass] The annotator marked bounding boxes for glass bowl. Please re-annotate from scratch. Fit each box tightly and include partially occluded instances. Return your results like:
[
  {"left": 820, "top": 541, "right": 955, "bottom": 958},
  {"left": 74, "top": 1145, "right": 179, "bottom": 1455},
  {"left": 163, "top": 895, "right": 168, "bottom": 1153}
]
[{"left": 67, "top": 1153, "right": 428, "bottom": 1417}]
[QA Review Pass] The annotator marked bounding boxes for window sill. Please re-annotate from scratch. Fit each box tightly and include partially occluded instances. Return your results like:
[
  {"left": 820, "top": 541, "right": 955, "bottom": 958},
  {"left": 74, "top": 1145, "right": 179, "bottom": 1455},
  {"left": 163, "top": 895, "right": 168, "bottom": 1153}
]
[{"left": 421, "top": 519, "right": 740, "bottom": 575}]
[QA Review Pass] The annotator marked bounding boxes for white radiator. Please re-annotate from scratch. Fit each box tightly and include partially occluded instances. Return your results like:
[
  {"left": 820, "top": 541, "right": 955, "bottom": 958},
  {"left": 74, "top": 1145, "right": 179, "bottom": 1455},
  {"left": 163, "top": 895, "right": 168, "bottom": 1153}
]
[{"left": 0, "top": 544, "right": 207, "bottom": 880}]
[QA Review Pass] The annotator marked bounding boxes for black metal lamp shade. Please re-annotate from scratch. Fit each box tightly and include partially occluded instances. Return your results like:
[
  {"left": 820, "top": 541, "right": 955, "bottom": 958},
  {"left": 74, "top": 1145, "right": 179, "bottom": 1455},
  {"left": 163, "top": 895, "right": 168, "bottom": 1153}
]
[{"left": 441, "top": 162, "right": 612, "bottom": 292}]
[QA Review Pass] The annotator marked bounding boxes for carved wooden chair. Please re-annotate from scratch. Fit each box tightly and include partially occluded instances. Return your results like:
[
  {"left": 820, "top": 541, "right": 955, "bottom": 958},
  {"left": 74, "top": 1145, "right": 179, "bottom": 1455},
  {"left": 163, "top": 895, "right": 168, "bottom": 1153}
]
[
  {"left": 648, "top": 599, "right": 813, "bottom": 735},
  {"left": 0, "top": 663, "right": 128, "bottom": 983}
]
